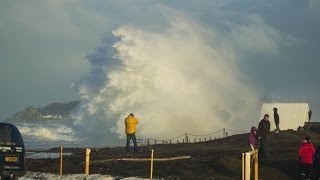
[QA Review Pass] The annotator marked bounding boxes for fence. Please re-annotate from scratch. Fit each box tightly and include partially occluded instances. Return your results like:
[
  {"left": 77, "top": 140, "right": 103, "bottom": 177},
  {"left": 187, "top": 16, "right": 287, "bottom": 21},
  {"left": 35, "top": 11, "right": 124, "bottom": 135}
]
[
  {"left": 139, "top": 128, "right": 247, "bottom": 146},
  {"left": 242, "top": 149, "right": 258, "bottom": 180},
  {"left": 24, "top": 128, "right": 248, "bottom": 150}
]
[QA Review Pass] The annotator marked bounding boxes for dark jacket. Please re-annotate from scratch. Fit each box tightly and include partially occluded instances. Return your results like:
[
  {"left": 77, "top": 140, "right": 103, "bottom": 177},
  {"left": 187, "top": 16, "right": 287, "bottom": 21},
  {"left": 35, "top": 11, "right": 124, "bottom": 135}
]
[
  {"left": 258, "top": 119, "right": 270, "bottom": 139},
  {"left": 274, "top": 112, "right": 279, "bottom": 125}
]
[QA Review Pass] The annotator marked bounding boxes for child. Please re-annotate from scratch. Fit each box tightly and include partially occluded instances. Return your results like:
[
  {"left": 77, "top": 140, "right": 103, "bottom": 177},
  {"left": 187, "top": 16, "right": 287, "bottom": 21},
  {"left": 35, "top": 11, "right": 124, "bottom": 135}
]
[
  {"left": 298, "top": 136, "right": 315, "bottom": 179},
  {"left": 248, "top": 126, "right": 257, "bottom": 151}
]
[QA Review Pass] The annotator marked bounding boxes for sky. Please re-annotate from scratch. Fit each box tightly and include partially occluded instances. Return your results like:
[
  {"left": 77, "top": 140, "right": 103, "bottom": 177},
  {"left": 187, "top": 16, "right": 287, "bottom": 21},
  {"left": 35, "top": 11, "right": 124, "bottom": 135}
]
[{"left": 1, "top": 0, "right": 320, "bottom": 140}]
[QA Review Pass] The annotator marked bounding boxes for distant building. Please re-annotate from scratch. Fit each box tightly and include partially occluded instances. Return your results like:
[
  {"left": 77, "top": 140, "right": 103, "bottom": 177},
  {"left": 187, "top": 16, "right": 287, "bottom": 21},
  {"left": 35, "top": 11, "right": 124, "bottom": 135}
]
[{"left": 259, "top": 103, "right": 310, "bottom": 130}]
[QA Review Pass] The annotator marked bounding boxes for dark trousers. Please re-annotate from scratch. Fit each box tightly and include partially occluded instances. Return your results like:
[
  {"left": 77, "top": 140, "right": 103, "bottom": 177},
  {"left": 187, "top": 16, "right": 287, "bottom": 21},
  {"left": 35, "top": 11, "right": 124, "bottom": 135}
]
[
  {"left": 314, "top": 162, "right": 320, "bottom": 179},
  {"left": 275, "top": 124, "right": 280, "bottom": 131},
  {"left": 258, "top": 138, "right": 268, "bottom": 158},
  {"left": 126, "top": 133, "right": 138, "bottom": 152},
  {"left": 300, "top": 163, "right": 312, "bottom": 179}
]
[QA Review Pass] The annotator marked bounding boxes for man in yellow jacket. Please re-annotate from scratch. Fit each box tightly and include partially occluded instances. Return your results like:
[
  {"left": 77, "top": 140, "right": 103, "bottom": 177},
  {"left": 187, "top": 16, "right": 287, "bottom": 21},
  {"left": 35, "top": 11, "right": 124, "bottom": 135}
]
[{"left": 125, "top": 113, "right": 139, "bottom": 153}]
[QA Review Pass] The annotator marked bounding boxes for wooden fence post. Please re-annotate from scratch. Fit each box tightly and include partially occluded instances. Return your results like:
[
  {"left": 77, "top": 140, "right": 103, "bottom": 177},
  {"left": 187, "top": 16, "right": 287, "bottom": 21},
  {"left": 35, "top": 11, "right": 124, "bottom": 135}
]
[
  {"left": 60, "top": 146, "right": 63, "bottom": 176},
  {"left": 85, "top": 148, "right": 91, "bottom": 176},
  {"left": 150, "top": 149, "right": 154, "bottom": 180}
]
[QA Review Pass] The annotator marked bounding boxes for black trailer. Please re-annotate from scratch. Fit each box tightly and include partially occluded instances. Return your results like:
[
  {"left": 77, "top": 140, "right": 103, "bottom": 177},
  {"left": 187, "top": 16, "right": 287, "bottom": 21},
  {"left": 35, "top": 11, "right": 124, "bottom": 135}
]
[{"left": 0, "top": 122, "right": 25, "bottom": 179}]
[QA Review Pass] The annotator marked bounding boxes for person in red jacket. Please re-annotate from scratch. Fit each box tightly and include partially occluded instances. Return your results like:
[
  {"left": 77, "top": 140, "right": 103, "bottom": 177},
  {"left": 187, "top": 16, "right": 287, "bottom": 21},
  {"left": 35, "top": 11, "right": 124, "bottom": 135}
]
[{"left": 298, "top": 136, "right": 315, "bottom": 179}]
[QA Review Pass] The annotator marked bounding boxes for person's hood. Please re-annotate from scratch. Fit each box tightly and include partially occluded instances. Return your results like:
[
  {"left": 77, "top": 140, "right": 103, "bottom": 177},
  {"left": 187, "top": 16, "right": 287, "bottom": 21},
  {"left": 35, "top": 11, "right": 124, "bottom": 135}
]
[{"left": 251, "top": 126, "right": 257, "bottom": 133}]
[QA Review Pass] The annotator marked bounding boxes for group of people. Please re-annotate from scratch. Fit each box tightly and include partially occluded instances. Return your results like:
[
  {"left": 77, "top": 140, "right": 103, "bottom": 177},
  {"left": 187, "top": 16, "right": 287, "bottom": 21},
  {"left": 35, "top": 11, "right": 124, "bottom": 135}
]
[
  {"left": 128, "top": 107, "right": 279, "bottom": 156},
  {"left": 248, "top": 107, "right": 280, "bottom": 158},
  {"left": 247, "top": 113, "right": 270, "bottom": 158},
  {"left": 127, "top": 110, "right": 318, "bottom": 178},
  {"left": 247, "top": 108, "right": 320, "bottom": 179}
]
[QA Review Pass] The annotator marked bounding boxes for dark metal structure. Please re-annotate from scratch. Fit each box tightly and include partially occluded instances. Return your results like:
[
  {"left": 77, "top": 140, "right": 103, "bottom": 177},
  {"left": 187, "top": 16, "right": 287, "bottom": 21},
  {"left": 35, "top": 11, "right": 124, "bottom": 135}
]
[{"left": 0, "top": 122, "right": 25, "bottom": 179}]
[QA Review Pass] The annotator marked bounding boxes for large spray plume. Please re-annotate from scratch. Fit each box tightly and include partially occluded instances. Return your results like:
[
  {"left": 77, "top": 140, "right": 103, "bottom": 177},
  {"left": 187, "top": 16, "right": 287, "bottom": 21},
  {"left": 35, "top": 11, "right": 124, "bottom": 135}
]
[{"left": 74, "top": 13, "right": 274, "bottom": 140}]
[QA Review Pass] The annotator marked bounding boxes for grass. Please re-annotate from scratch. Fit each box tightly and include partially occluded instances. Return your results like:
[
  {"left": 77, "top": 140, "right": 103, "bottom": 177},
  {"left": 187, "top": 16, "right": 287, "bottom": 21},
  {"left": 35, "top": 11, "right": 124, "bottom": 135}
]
[{"left": 25, "top": 130, "right": 320, "bottom": 179}]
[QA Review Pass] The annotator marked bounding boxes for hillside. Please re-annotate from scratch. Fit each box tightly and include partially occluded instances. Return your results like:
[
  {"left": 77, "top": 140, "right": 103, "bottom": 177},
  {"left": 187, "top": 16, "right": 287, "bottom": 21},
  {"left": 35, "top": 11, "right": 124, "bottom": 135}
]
[
  {"left": 40, "top": 101, "right": 80, "bottom": 116},
  {"left": 9, "top": 106, "right": 43, "bottom": 122},
  {"left": 4, "top": 101, "right": 80, "bottom": 123},
  {"left": 25, "top": 130, "right": 320, "bottom": 179}
]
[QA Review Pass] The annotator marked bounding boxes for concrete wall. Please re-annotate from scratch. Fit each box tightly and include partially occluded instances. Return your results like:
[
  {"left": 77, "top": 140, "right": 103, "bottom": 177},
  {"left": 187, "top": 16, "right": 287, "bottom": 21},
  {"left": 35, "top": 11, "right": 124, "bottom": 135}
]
[{"left": 259, "top": 103, "right": 310, "bottom": 131}]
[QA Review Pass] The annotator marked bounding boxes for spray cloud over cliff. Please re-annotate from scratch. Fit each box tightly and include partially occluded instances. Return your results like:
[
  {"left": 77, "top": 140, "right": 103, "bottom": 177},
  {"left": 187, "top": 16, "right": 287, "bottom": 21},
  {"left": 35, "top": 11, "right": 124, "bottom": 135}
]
[{"left": 74, "top": 12, "right": 284, "bottom": 140}]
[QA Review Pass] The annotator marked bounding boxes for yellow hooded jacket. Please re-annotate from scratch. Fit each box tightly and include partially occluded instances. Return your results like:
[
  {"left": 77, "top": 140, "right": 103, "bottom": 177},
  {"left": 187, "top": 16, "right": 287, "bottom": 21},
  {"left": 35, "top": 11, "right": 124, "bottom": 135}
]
[{"left": 125, "top": 115, "right": 139, "bottom": 134}]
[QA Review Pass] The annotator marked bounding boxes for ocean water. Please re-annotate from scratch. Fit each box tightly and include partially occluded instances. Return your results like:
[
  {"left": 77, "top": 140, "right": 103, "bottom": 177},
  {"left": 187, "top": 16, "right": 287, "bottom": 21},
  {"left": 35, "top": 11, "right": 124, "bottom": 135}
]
[{"left": 26, "top": 152, "right": 73, "bottom": 159}]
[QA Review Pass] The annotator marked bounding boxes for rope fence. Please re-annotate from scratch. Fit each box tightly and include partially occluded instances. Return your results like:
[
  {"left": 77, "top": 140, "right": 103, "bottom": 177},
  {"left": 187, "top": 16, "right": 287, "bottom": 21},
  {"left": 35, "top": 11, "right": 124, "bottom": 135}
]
[
  {"left": 24, "top": 128, "right": 249, "bottom": 150},
  {"left": 139, "top": 128, "right": 249, "bottom": 145}
]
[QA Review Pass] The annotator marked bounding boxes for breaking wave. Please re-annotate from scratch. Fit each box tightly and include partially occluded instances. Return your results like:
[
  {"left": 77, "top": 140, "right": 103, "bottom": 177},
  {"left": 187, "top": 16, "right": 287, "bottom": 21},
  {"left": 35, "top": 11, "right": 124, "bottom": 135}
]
[{"left": 74, "top": 14, "right": 260, "bottom": 140}]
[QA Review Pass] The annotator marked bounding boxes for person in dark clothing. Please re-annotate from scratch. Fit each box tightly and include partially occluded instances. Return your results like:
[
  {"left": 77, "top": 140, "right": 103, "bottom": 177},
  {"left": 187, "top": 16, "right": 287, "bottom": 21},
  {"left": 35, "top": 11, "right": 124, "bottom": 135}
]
[
  {"left": 314, "top": 145, "right": 320, "bottom": 179},
  {"left": 273, "top": 107, "right": 280, "bottom": 133},
  {"left": 308, "top": 110, "right": 312, "bottom": 122},
  {"left": 258, "top": 114, "right": 270, "bottom": 159}
]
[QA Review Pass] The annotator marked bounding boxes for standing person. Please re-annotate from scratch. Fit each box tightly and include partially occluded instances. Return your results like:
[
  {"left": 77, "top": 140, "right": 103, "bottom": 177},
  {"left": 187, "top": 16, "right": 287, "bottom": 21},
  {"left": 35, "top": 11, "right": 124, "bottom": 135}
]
[
  {"left": 308, "top": 110, "right": 312, "bottom": 122},
  {"left": 273, "top": 107, "right": 280, "bottom": 133},
  {"left": 125, "top": 113, "right": 139, "bottom": 153},
  {"left": 258, "top": 114, "right": 270, "bottom": 159},
  {"left": 248, "top": 126, "right": 257, "bottom": 151},
  {"left": 298, "top": 137, "right": 315, "bottom": 179}
]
